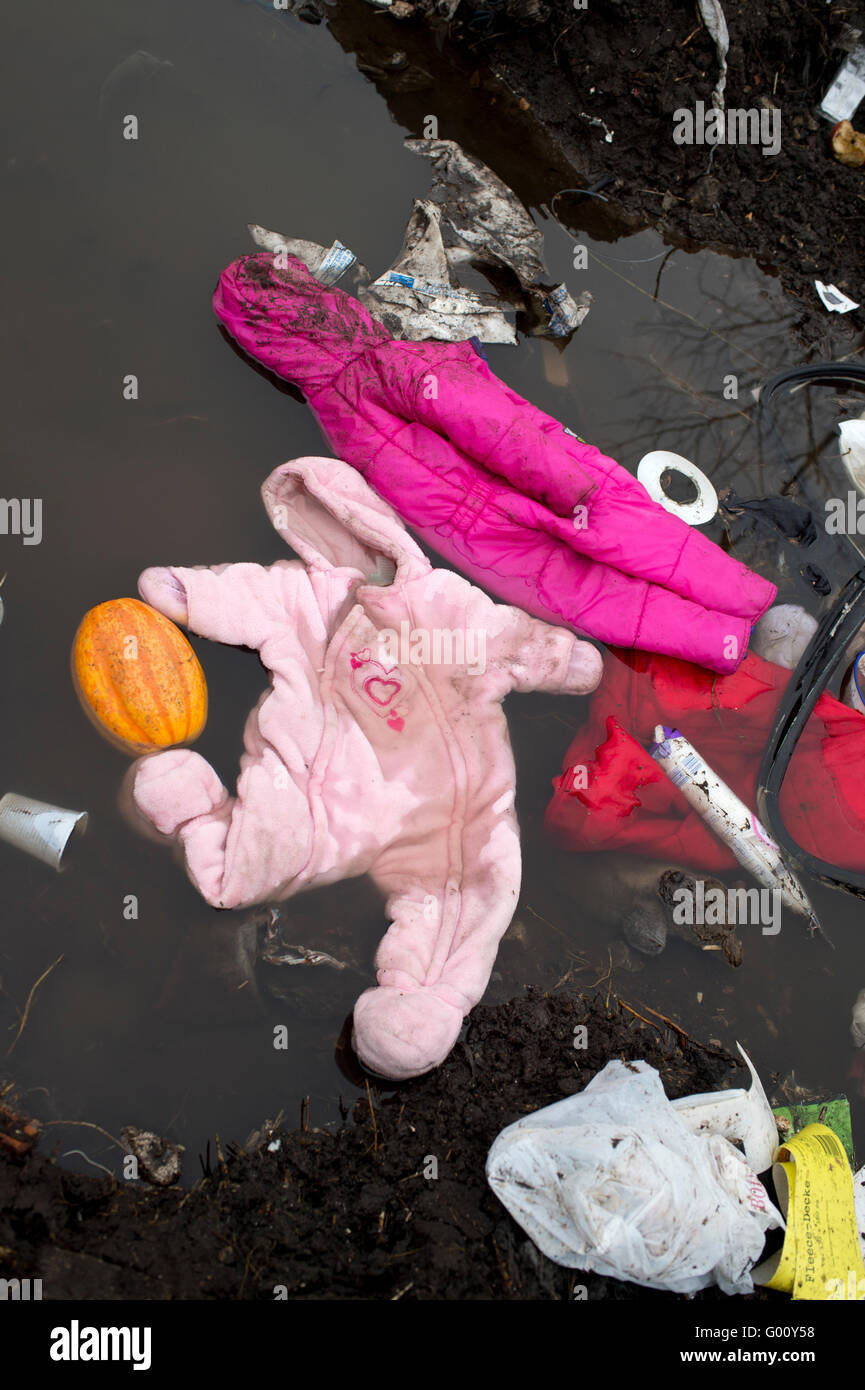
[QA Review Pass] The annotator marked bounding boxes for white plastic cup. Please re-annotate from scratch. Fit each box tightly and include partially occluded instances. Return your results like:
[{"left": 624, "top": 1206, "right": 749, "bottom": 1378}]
[{"left": 0, "top": 793, "right": 88, "bottom": 870}]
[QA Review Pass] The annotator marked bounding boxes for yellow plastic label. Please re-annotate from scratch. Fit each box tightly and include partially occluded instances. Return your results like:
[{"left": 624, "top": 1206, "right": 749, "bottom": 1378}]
[{"left": 754, "top": 1123, "right": 865, "bottom": 1300}]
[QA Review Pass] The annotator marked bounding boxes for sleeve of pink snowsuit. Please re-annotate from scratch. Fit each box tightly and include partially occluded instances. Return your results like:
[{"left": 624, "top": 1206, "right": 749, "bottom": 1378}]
[{"left": 131, "top": 561, "right": 339, "bottom": 910}]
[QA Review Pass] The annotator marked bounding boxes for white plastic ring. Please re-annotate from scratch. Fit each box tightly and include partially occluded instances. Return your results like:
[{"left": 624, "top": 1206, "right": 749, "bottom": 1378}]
[{"left": 637, "top": 451, "right": 719, "bottom": 527}]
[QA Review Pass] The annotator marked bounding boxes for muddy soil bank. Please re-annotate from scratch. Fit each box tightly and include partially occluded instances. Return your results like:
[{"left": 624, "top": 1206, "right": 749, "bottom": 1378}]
[
  {"left": 0, "top": 990, "right": 768, "bottom": 1301},
  {"left": 332, "top": 0, "right": 865, "bottom": 350}
]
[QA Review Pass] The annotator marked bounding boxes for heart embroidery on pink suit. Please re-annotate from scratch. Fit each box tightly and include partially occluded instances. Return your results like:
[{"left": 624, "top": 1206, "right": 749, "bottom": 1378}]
[
  {"left": 364, "top": 676, "right": 401, "bottom": 707},
  {"left": 349, "top": 653, "right": 407, "bottom": 732}
]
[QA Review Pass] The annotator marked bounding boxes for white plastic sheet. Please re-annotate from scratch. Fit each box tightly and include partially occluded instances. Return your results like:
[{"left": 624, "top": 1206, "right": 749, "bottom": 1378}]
[
  {"left": 486, "top": 1059, "right": 782, "bottom": 1295},
  {"left": 671, "top": 1044, "right": 779, "bottom": 1175}
]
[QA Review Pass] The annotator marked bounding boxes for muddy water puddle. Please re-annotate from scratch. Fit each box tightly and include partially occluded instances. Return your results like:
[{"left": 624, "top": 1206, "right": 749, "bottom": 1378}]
[{"left": 1, "top": 0, "right": 863, "bottom": 1181}]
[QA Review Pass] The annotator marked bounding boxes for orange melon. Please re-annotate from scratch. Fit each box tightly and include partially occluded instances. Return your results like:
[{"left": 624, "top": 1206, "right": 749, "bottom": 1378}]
[{"left": 72, "top": 598, "right": 207, "bottom": 754}]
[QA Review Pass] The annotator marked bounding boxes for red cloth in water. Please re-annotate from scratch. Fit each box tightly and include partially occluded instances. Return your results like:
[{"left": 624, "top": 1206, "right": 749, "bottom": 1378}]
[{"left": 545, "top": 648, "right": 865, "bottom": 870}]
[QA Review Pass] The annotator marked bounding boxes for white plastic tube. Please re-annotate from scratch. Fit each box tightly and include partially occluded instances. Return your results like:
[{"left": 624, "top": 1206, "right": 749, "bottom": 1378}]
[{"left": 650, "top": 726, "right": 822, "bottom": 935}]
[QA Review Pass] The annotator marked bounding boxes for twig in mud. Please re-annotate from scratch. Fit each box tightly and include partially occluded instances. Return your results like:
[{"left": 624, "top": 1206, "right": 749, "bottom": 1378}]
[
  {"left": 617, "top": 998, "right": 666, "bottom": 1036},
  {"left": 238, "top": 1246, "right": 256, "bottom": 1300},
  {"left": 523, "top": 903, "right": 582, "bottom": 953},
  {"left": 391, "top": 1281, "right": 414, "bottom": 1300},
  {"left": 552, "top": 956, "right": 589, "bottom": 991},
  {"left": 590, "top": 949, "right": 614, "bottom": 1008},
  {"left": 42, "top": 1118, "right": 126, "bottom": 1150},
  {"left": 492, "top": 1237, "right": 516, "bottom": 1294},
  {"left": 619, "top": 998, "right": 728, "bottom": 1056},
  {"left": 214, "top": 1133, "right": 228, "bottom": 1180},
  {"left": 365, "top": 1079, "right": 379, "bottom": 1153},
  {"left": 61, "top": 1148, "right": 116, "bottom": 1179},
  {"left": 634, "top": 1000, "right": 691, "bottom": 1037},
  {"left": 681, "top": 24, "right": 703, "bottom": 46},
  {"left": 552, "top": 25, "right": 573, "bottom": 64},
  {"left": 653, "top": 246, "right": 676, "bottom": 301},
  {"left": 6, "top": 954, "right": 63, "bottom": 1056}
]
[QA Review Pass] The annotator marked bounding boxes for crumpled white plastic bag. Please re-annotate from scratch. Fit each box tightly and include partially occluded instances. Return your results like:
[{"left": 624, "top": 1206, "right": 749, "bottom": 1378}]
[{"left": 486, "top": 1059, "right": 783, "bottom": 1295}]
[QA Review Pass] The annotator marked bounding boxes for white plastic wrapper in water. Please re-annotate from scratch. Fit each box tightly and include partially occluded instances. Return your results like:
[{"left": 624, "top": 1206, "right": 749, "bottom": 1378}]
[
  {"left": 839, "top": 418, "right": 865, "bottom": 493},
  {"left": 486, "top": 1059, "right": 783, "bottom": 1295},
  {"left": 671, "top": 1044, "right": 779, "bottom": 1175},
  {"left": 248, "top": 139, "right": 592, "bottom": 344},
  {"left": 815, "top": 281, "right": 860, "bottom": 314},
  {"left": 819, "top": 46, "right": 865, "bottom": 123},
  {"left": 636, "top": 450, "right": 718, "bottom": 526},
  {"left": 751, "top": 604, "right": 818, "bottom": 671},
  {"left": 697, "top": 0, "right": 729, "bottom": 112}
]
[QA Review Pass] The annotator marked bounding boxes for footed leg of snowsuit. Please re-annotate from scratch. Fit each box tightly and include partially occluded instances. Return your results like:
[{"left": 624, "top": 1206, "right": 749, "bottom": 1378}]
[{"left": 353, "top": 776, "right": 523, "bottom": 1080}]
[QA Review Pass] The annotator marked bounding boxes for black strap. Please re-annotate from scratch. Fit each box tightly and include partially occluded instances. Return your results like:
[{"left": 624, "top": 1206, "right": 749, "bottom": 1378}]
[
  {"left": 757, "top": 567, "right": 865, "bottom": 895},
  {"left": 754, "top": 361, "right": 865, "bottom": 892}
]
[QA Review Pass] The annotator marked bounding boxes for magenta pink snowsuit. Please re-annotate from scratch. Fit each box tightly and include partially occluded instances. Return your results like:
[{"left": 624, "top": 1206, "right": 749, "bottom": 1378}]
[{"left": 213, "top": 254, "right": 776, "bottom": 674}]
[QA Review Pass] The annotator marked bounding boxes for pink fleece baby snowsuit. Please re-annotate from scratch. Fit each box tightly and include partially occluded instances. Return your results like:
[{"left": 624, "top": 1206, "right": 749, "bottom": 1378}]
[
  {"left": 130, "top": 456, "right": 602, "bottom": 1079},
  {"left": 213, "top": 253, "right": 776, "bottom": 674}
]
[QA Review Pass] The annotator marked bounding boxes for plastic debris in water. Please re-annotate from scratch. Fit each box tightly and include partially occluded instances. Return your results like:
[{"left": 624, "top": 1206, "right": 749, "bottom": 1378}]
[
  {"left": 839, "top": 417, "right": 865, "bottom": 492},
  {"left": 637, "top": 451, "right": 719, "bottom": 527},
  {"left": 250, "top": 227, "right": 358, "bottom": 287},
  {"left": 698, "top": 0, "right": 729, "bottom": 113},
  {"left": 0, "top": 792, "right": 88, "bottom": 870},
  {"left": 751, "top": 604, "right": 818, "bottom": 672},
  {"left": 258, "top": 908, "right": 350, "bottom": 971},
  {"left": 579, "top": 111, "right": 615, "bottom": 143},
  {"left": 751, "top": 1123, "right": 865, "bottom": 1297},
  {"left": 819, "top": 45, "right": 865, "bottom": 123},
  {"left": 248, "top": 137, "right": 591, "bottom": 345},
  {"left": 672, "top": 1044, "right": 778, "bottom": 1174},
  {"left": 649, "top": 726, "right": 823, "bottom": 937},
  {"left": 815, "top": 281, "right": 859, "bottom": 314}
]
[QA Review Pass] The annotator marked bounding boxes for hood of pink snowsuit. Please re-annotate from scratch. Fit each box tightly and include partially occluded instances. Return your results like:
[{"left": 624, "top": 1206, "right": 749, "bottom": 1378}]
[
  {"left": 131, "top": 456, "right": 602, "bottom": 1079},
  {"left": 213, "top": 253, "right": 776, "bottom": 675}
]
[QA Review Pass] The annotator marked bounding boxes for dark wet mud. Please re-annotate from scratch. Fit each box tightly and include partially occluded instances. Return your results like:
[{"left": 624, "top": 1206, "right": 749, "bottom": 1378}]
[
  {"left": 2, "top": 991, "right": 769, "bottom": 1301},
  {"left": 350, "top": 0, "right": 865, "bottom": 351},
  {"left": 2, "top": 0, "right": 865, "bottom": 1306}
]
